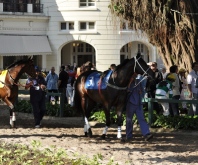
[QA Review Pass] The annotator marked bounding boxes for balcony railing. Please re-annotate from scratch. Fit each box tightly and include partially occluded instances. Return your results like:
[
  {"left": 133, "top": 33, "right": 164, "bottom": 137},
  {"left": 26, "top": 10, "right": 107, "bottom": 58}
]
[{"left": 2, "top": 2, "right": 43, "bottom": 13}]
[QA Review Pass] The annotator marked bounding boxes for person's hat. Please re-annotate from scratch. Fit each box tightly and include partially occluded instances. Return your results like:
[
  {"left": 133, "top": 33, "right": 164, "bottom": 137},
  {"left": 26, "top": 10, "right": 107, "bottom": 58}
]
[
  {"left": 147, "top": 62, "right": 152, "bottom": 66},
  {"left": 166, "top": 74, "right": 176, "bottom": 81},
  {"left": 179, "top": 68, "right": 186, "bottom": 73},
  {"left": 35, "top": 66, "right": 41, "bottom": 72},
  {"left": 147, "top": 62, "right": 157, "bottom": 66}
]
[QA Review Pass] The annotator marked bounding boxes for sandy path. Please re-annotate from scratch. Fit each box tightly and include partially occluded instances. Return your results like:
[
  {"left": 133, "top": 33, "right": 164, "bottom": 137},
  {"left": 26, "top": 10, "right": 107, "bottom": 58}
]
[{"left": 0, "top": 103, "right": 198, "bottom": 165}]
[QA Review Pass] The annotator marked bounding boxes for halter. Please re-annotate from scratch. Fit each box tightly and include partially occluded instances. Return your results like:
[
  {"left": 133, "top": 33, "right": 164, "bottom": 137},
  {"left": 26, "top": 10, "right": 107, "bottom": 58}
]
[
  {"left": 106, "top": 56, "right": 150, "bottom": 90},
  {"left": 7, "top": 67, "right": 27, "bottom": 87},
  {"left": 134, "top": 56, "right": 150, "bottom": 77}
]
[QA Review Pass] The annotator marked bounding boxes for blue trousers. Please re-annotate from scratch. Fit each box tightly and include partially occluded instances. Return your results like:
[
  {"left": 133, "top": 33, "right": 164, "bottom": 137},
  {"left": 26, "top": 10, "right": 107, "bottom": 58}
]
[{"left": 126, "top": 103, "right": 150, "bottom": 139}]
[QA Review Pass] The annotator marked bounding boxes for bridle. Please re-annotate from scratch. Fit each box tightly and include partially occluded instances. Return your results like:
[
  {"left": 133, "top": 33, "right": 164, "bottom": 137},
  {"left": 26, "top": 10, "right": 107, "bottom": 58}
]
[{"left": 106, "top": 56, "right": 150, "bottom": 90}]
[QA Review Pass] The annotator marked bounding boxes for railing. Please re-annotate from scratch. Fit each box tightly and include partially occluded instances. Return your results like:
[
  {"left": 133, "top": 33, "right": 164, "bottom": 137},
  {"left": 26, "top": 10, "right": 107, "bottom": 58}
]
[
  {"left": 2, "top": 2, "right": 43, "bottom": 13},
  {"left": 144, "top": 98, "right": 198, "bottom": 125},
  {"left": 17, "top": 90, "right": 197, "bottom": 124},
  {"left": 17, "top": 90, "right": 65, "bottom": 117}
]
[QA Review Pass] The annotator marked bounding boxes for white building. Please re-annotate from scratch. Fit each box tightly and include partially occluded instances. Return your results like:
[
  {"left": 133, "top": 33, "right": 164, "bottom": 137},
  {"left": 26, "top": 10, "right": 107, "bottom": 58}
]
[{"left": 0, "top": 0, "right": 163, "bottom": 72}]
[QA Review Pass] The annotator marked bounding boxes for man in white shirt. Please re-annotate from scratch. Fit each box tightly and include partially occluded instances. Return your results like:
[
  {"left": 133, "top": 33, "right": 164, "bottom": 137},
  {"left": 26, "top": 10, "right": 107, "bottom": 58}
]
[
  {"left": 169, "top": 65, "right": 180, "bottom": 116},
  {"left": 187, "top": 62, "right": 198, "bottom": 115},
  {"left": 161, "top": 68, "right": 168, "bottom": 80}
]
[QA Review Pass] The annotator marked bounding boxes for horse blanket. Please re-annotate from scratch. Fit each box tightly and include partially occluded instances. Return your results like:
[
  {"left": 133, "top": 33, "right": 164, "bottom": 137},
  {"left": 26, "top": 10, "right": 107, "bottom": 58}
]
[{"left": 85, "top": 70, "right": 112, "bottom": 90}]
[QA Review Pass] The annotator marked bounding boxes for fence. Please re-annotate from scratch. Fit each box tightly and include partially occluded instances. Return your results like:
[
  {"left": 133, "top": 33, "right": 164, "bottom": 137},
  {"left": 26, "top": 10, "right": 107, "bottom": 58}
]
[
  {"left": 17, "top": 90, "right": 65, "bottom": 117},
  {"left": 144, "top": 98, "right": 198, "bottom": 125},
  {"left": 17, "top": 90, "right": 197, "bottom": 124}
]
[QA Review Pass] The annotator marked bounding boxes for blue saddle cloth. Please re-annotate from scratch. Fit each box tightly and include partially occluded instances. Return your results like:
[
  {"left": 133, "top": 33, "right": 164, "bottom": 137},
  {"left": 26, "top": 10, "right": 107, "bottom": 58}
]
[{"left": 85, "top": 70, "right": 112, "bottom": 90}]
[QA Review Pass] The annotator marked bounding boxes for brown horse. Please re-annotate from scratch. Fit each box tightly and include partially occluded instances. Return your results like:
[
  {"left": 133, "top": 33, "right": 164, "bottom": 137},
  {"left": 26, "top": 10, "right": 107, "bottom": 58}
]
[
  {"left": 0, "top": 57, "right": 36, "bottom": 128},
  {"left": 74, "top": 53, "right": 154, "bottom": 139}
]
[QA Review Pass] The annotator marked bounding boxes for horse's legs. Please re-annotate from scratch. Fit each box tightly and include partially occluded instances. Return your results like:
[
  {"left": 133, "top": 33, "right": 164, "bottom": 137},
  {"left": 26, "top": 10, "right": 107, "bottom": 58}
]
[
  {"left": 82, "top": 97, "right": 95, "bottom": 137},
  {"left": 116, "top": 107, "right": 123, "bottom": 139},
  {"left": 3, "top": 97, "right": 16, "bottom": 128},
  {"left": 101, "top": 107, "right": 111, "bottom": 139},
  {"left": 84, "top": 116, "right": 92, "bottom": 137}
]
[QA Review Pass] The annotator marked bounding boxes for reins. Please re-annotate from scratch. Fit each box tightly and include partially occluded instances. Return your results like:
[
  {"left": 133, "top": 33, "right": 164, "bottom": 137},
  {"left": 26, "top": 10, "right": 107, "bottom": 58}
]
[
  {"left": 7, "top": 69, "right": 26, "bottom": 87},
  {"left": 106, "top": 56, "right": 149, "bottom": 90}
]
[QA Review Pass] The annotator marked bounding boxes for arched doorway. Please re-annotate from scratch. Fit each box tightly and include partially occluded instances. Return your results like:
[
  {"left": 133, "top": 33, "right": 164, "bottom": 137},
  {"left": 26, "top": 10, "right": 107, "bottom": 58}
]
[
  {"left": 61, "top": 41, "right": 96, "bottom": 68},
  {"left": 120, "top": 41, "right": 150, "bottom": 63}
]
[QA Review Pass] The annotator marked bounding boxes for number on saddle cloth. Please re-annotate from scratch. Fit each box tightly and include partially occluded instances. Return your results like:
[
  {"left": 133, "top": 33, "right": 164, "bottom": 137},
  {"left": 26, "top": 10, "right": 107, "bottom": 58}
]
[{"left": 85, "top": 70, "right": 113, "bottom": 90}]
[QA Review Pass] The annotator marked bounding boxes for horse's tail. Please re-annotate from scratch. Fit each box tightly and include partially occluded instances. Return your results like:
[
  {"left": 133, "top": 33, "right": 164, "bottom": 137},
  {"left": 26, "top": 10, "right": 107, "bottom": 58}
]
[{"left": 74, "top": 78, "right": 83, "bottom": 114}]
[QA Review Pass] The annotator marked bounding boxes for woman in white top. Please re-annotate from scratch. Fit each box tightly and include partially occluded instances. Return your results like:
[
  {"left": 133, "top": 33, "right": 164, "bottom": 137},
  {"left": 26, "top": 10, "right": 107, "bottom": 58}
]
[
  {"left": 178, "top": 68, "right": 188, "bottom": 110},
  {"left": 187, "top": 62, "right": 198, "bottom": 115}
]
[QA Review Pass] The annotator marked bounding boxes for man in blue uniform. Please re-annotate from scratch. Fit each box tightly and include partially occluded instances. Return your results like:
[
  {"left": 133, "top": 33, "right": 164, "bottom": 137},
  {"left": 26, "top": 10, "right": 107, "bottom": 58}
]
[{"left": 122, "top": 73, "right": 153, "bottom": 142}]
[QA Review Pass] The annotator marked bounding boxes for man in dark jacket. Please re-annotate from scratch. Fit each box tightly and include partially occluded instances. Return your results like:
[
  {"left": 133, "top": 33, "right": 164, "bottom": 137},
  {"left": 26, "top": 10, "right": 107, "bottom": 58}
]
[
  {"left": 25, "top": 66, "right": 47, "bottom": 128},
  {"left": 146, "top": 62, "right": 163, "bottom": 114},
  {"left": 58, "top": 65, "right": 69, "bottom": 104}
]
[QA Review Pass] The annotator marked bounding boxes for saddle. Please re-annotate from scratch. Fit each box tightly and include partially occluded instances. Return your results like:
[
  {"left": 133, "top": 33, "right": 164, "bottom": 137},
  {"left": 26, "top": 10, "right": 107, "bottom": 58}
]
[
  {"left": 0, "top": 70, "right": 8, "bottom": 88},
  {"left": 85, "top": 70, "right": 112, "bottom": 90}
]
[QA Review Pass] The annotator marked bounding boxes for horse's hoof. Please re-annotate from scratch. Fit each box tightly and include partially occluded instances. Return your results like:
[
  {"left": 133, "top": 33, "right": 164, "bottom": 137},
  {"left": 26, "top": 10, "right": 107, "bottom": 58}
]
[
  {"left": 88, "top": 128, "right": 92, "bottom": 137},
  {"left": 10, "top": 121, "right": 15, "bottom": 128},
  {"left": 84, "top": 132, "right": 88, "bottom": 137},
  {"left": 101, "top": 134, "right": 106, "bottom": 139}
]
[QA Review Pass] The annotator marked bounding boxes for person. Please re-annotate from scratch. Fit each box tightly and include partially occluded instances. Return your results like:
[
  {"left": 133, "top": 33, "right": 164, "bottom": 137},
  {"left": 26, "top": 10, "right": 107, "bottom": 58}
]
[
  {"left": 146, "top": 62, "right": 163, "bottom": 114},
  {"left": 121, "top": 73, "right": 153, "bottom": 142},
  {"left": 178, "top": 68, "right": 188, "bottom": 112},
  {"left": 25, "top": 66, "right": 47, "bottom": 128},
  {"left": 65, "top": 65, "right": 75, "bottom": 106},
  {"left": 58, "top": 65, "right": 69, "bottom": 104},
  {"left": 45, "top": 66, "right": 59, "bottom": 102},
  {"left": 110, "top": 64, "right": 116, "bottom": 71},
  {"left": 187, "top": 62, "right": 198, "bottom": 116},
  {"left": 169, "top": 65, "right": 180, "bottom": 116},
  {"left": 155, "top": 73, "right": 175, "bottom": 116},
  {"left": 161, "top": 67, "right": 168, "bottom": 80}
]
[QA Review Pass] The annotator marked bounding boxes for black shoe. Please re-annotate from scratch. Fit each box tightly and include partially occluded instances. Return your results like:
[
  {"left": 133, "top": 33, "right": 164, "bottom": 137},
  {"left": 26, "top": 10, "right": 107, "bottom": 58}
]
[
  {"left": 144, "top": 134, "right": 153, "bottom": 141},
  {"left": 120, "top": 138, "right": 132, "bottom": 143}
]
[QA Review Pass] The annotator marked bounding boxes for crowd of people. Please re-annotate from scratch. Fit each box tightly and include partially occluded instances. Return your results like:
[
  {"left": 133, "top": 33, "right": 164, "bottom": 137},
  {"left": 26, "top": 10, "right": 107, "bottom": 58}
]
[{"left": 144, "top": 61, "right": 198, "bottom": 117}]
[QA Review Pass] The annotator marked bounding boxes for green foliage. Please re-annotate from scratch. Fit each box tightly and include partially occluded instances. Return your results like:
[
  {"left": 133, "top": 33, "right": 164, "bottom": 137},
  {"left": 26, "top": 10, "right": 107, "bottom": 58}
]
[
  {"left": 15, "top": 100, "right": 32, "bottom": 113},
  {"left": 154, "top": 115, "right": 198, "bottom": 130},
  {"left": 0, "top": 140, "right": 120, "bottom": 165},
  {"left": 0, "top": 141, "right": 71, "bottom": 165},
  {"left": 90, "top": 107, "right": 198, "bottom": 130},
  {"left": 90, "top": 107, "right": 126, "bottom": 125},
  {"left": 16, "top": 100, "right": 79, "bottom": 117}
]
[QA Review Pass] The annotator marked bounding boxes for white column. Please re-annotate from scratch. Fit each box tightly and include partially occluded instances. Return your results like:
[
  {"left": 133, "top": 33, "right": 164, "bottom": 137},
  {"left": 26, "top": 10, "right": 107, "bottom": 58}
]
[
  {"left": 42, "top": 55, "right": 46, "bottom": 71},
  {"left": 27, "top": 4, "right": 33, "bottom": 13},
  {"left": 0, "top": 56, "right": 3, "bottom": 70},
  {"left": 0, "top": 3, "right": 3, "bottom": 12}
]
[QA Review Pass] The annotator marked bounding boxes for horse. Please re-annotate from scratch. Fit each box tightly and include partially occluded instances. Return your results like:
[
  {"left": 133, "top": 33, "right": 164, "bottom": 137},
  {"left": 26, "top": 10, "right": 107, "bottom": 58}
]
[
  {"left": 74, "top": 53, "right": 154, "bottom": 139},
  {"left": 0, "top": 57, "right": 36, "bottom": 128}
]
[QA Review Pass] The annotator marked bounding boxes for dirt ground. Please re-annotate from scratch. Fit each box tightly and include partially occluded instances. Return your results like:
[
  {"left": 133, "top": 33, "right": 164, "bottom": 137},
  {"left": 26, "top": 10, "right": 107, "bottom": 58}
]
[{"left": 0, "top": 103, "right": 198, "bottom": 165}]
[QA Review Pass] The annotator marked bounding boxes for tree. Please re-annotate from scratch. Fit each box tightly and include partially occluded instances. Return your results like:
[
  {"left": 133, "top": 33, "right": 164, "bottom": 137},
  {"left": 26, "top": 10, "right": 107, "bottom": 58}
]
[{"left": 109, "top": 0, "right": 198, "bottom": 72}]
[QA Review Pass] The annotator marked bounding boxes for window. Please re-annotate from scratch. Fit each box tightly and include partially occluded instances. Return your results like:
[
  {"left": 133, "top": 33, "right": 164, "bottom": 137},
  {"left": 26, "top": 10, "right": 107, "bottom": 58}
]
[
  {"left": 138, "top": 44, "right": 144, "bottom": 53},
  {"left": 79, "top": 22, "right": 95, "bottom": 30},
  {"left": 80, "top": 0, "right": 95, "bottom": 7},
  {"left": 121, "top": 45, "right": 128, "bottom": 53},
  {"left": 77, "top": 43, "right": 84, "bottom": 52},
  {"left": 60, "top": 22, "right": 74, "bottom": 30},
  {"left": 86, "top": 43, "right": 92, "bottom": 52}
]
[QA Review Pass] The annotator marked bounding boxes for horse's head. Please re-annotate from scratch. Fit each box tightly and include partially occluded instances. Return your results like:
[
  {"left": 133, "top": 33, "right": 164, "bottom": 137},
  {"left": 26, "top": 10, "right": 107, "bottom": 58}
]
[
  {"left": 22, "top": 57, "right": 37, "bottom": 79},
  {"left": 133, "top": 53, "right": 154, "bottom": 79}
]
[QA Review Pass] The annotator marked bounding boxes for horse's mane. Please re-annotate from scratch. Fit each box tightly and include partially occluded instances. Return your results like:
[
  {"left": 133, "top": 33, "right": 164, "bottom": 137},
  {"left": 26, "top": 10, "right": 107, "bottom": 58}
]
[
  {"left": 6, "top": 59, "right": 29, "bottom": 69},
  {"left": 115, "top": 59, "right": 130, "bottom": 71}
]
